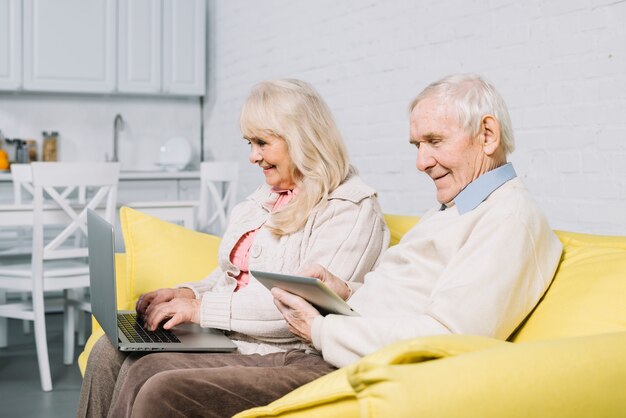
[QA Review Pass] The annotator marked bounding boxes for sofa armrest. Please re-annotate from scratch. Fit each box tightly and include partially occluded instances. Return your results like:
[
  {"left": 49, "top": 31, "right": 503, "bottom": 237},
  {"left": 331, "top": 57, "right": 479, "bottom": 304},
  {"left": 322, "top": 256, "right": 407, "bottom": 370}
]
[
  {"left": 236, "top": 332, "right": 626, "bottom": 418},
  {"left": 234, "top": 335, "right": 505, "bottom": 418}
]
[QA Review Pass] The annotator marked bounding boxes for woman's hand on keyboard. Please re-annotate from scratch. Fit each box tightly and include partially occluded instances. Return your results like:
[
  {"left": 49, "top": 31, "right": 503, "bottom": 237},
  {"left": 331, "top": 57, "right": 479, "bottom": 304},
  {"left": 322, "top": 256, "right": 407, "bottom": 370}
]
[
  {"left": 142, "top": 298, "right": 201, "bottom": 331},
  {"left": 136, "top": 287, "right": 195, "bottom": 317}
]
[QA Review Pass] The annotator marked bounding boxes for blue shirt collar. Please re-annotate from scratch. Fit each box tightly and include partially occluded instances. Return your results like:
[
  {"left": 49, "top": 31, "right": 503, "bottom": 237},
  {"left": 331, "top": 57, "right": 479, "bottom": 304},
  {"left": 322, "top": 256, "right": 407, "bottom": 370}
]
[{"left": 453, "top": 163, "right": 517, "bottom": 215}]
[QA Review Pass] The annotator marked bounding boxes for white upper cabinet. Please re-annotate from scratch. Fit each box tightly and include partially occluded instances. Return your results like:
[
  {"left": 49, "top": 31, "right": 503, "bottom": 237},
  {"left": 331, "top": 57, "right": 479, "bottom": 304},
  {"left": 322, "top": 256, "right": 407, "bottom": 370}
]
[
  {"left": 23, "top": 0, "right": 116, "bottom": 93},
  {"left": 6, "top": 0, "right": 205, "bottom": 96},
  {"left": 117, "top": 0, "right": 162, "bottom": 94},
  {"left": 162, "top": 0, "right": 206, "bottom": 95},
  {"left": 0, "top": 0, "right": 21, "bottom": 89},
  {"left": 118, "top": 0, "right": 206, "bottom": 96}
]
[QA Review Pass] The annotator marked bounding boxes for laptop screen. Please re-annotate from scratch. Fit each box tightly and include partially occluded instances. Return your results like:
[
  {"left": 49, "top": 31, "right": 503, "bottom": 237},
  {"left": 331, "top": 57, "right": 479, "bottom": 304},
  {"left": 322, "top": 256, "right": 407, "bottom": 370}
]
[{"left": 87, "top": 209, "right": 120, "bottom": 347}]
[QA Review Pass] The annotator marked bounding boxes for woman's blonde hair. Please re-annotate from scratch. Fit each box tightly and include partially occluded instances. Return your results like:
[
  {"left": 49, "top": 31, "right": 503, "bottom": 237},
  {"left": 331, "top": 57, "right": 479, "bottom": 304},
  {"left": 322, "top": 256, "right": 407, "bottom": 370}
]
[{"left": 240, "top": 79, "right": 351, "bottom": 236}]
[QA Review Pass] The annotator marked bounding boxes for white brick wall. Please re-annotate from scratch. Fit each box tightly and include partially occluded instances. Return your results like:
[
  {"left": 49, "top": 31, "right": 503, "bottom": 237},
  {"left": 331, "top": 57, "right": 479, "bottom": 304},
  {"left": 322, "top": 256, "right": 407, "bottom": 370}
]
[{"left": 204, "top": 0, "right": 626, "bottom": 235}]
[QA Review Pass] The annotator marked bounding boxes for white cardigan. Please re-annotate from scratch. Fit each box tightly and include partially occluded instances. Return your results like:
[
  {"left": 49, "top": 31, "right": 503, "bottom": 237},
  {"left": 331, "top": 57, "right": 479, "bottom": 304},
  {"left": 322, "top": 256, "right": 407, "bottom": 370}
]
[
  {"left": 312, "top": 177, "right": 563, "bottom": 368},
  {"left": 181, "top": 173, "right": 389, "bottom": 354}
]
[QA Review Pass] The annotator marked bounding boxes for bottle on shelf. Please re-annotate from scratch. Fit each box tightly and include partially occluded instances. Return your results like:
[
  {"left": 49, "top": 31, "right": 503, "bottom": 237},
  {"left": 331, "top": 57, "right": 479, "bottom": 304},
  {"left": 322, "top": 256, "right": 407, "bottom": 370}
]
[
  {"left": 5, "top": 139, "right": 29, "bottom": 164},
  {"left": 26, "top": 139, "right": 38, "bottom": 162},
  {"left": 42, "top": 131, "right": 59, "bottom": 161}
]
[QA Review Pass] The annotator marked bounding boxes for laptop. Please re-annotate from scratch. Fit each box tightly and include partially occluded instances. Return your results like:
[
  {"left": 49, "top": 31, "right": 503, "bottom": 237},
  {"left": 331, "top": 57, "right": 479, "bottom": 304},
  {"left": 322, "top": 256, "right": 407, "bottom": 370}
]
[{"left": 87, "top": 209, "right": 237, "bottom": 352}]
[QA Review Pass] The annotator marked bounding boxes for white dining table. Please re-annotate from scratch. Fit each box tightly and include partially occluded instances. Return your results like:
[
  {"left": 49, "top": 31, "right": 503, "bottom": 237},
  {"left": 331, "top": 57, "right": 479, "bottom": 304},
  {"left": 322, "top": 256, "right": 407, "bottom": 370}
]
[{"left": 0, "top": 203, "right": 80, "bottom": 227}]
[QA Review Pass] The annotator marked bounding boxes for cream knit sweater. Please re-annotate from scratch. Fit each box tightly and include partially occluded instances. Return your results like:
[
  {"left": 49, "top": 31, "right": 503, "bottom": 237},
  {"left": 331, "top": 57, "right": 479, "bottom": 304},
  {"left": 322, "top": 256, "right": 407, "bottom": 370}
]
[
  {"left": 312, "top": 177, "right": 563, "bottom": 368},
  {"left": 181, "top": 174, "right": 389, "bottom": 354}
]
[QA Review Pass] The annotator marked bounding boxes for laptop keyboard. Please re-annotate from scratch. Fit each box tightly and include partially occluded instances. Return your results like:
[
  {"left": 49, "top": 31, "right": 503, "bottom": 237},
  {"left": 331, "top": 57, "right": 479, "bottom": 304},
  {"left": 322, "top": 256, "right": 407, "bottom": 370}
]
[{"left": 117, "top": 313, "right": 181, "bottom": 344}]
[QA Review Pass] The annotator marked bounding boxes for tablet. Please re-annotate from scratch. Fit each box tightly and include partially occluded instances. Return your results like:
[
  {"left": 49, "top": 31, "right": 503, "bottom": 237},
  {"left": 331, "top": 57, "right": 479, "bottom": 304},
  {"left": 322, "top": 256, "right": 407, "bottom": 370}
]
[{"left": 251, "top": 270, "right": 359, "bottom": 316}]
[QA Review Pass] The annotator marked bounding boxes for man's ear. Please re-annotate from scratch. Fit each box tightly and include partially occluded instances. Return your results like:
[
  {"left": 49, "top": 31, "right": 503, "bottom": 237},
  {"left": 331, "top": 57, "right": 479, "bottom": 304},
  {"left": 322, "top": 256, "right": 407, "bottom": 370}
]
[{"left": 481, "top": 114, "right": 501, "bottom": 156}]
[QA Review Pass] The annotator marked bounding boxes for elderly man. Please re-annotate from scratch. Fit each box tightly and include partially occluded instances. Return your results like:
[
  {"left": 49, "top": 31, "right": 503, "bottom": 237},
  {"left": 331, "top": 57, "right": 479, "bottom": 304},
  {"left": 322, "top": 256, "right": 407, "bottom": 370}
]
[{"left": 273, "top": 73, "right": 562, "bottom": 367}]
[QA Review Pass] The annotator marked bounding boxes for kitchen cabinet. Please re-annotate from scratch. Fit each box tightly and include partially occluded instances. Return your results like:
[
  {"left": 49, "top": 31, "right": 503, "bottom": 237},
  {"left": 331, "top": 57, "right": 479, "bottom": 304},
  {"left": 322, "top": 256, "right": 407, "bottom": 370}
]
[
  {"left": 162, "top": 0, "right": 206, "bottom": 95},
  {"left": 118, "top": 179, "right": 179, "bottom": 203},
  {"left": 117, "top": 0, "right": 162, "bottom": 94},
  {"left": 2, "top": 0, "right": 205, "bottom": 96},
  {"left": 118, "top": 0, "right": 206, "bottom": 95},
  {"left": 0, "top": 0, "right": 21, "bottom": 90},
  {"left": 23, "top": 0, "right": 116, "bottom": 93},
  {"left": 115, "top": 171, "right": 200, "bottom": 203},
  {"left": 0, "top": 170, "right": 201, "bottom": 201},
  {"left": 178, "top": 179, "right": 201, "bottom": 200},
  {"left": 117, "top": 178, "right": 200, "bottom": 203}
]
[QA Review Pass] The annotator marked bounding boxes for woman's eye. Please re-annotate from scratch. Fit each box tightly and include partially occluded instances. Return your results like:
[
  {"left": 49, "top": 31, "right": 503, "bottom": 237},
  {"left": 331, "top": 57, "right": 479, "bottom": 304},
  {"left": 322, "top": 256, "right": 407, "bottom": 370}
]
[{"left": 258, "top": 140, "right": 266, "bottom": 146}]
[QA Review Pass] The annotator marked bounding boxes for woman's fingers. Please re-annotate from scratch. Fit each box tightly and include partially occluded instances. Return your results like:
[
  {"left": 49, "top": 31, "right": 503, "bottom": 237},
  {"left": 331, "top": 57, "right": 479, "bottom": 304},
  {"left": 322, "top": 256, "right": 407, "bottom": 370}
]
[
  {"left": 137, "top": 288, "right": 194, "bottom": 316},
  {"left": 144, "top": 298, "right": 201, "bottom": 331}
]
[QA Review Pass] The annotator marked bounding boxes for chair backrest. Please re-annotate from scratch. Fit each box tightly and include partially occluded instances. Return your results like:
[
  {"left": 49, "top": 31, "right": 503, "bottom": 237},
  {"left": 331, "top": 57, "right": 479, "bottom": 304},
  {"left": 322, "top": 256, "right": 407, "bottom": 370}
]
[
  {"left": 30, "top": 162, "right": 120, "bottom": 263},
  {"left": 196, "top": 161, "right": 239, "bottom": 235},
  {"left": 11, "top": 163, "right": 87, "bottom": 205},
  {"left": 10, "top": 163, "right": 35, "bottom": 204},
  {"left": 2, "top": 164, "right": 35, "bottom": 253}
]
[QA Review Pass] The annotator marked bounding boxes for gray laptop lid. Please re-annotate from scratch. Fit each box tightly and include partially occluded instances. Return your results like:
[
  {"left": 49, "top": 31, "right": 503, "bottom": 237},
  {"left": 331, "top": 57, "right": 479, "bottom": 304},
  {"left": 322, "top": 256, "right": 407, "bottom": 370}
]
[{"left": 87, "top": 209, "right": 120, "bottom": 347}]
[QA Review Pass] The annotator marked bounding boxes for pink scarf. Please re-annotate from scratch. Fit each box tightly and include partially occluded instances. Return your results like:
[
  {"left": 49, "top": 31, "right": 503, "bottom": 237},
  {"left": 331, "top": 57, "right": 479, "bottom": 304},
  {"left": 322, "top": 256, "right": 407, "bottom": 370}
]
[{"left": 229, "top": 187, "right": 298, "bottom": 290}]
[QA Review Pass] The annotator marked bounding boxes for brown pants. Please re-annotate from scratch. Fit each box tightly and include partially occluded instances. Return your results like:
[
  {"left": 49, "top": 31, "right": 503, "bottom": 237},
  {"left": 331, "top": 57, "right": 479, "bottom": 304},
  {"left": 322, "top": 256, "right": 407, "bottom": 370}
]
[
  {"left": 77, "top": 336, "right": 143, "bottom": 418},
  {"left": 77, "top": 336, "right": 336, "bottom": 418}
]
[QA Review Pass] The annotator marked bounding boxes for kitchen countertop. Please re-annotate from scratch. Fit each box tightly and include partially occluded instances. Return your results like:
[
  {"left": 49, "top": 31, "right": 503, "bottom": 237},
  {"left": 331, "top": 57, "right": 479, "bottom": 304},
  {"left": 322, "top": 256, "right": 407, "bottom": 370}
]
[{"left": 0, "top": 169, "right": 200, "bottom": 182}]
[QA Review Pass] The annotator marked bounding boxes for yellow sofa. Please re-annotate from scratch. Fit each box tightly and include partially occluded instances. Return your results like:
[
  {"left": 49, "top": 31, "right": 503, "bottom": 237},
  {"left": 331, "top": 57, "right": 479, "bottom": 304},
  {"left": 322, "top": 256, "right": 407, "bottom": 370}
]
[{"left": 79, "top": 208, "right": 626, "bottom": 417}]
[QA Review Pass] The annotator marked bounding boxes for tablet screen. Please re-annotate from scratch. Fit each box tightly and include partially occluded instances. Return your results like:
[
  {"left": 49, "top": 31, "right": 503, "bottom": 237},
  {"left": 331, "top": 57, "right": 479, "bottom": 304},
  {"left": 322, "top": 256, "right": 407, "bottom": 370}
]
[{"left": 251, "top": 270, "right": 359, "bottom": 316}]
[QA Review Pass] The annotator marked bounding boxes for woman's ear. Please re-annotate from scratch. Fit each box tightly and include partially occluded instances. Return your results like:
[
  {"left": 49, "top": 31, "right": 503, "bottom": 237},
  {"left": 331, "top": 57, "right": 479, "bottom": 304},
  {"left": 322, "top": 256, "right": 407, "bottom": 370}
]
[{"left": 481, "top": 115, "right": 501, "bottom": 156}]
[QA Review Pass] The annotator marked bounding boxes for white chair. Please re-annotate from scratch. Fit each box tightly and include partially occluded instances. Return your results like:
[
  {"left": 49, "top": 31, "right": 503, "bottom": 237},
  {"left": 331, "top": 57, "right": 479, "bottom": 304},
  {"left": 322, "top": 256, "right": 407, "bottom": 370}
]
[
  {"left": 196, "top": 161, "right": 239, "bottom": 235},
  {"left": 0, "top": 162, "right": 120, "bottom": 391},
  {"left": 3, "top": 164, "right": 87, "bottom": 254},
  {"left": 11, "top": 163, "right": 87, "bottom": 205},
  {"left": 124, "top": 161, "right": 239, "bottom": 236},
  {"left": 4, "top": 164, "right": 37, "bottom": 335},
  {"left": 0, "top": 164, "right": 35, "bottom": 256},
  {"left": 2, "top": 164, "right": 89, "bottom": 337},
  {"left": 11, "top": 163, "right": 35, "bottom": 204}
]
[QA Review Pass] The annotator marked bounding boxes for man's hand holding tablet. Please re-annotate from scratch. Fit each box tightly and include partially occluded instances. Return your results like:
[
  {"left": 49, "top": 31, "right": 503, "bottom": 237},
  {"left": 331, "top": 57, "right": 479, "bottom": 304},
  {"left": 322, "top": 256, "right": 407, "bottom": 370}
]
[{"left": 251, "top": 267, "right": 358, "bottom": 317}]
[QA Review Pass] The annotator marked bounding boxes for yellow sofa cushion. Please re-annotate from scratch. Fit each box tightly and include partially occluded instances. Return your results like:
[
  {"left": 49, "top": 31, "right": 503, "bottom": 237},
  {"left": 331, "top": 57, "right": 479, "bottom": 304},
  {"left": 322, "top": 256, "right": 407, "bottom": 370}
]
[
  {"left": 236, "top": 332, "right": 626, "bottom": 418},
  {"left": 120, "top": 206, "right": 221, "bottom": 302},
  {"left": 235, "top": 334, "right": 506, "bottom": 418},
  {"left": 511, "top": 230, "right": 626, "bottom": 342},
  {"left": 383, "top": 214, "right": 419, "bottom": 246},
  {"left": 77, "top": 207, "right": 221, "bottom": 375}
]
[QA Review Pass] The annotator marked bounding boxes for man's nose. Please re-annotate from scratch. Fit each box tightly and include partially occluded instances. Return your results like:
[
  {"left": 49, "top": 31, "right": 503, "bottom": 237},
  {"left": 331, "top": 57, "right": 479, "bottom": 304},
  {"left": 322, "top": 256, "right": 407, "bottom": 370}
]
[{"left": 416, "top": 148, "right": 435, "bottom": 172}]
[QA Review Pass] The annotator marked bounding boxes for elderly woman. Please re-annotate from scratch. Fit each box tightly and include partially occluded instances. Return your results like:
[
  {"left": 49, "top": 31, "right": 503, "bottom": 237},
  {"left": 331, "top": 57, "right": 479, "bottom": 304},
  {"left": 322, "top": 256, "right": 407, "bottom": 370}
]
[{"left": 77, "top": 79, "right": 389, "bottom": 418}]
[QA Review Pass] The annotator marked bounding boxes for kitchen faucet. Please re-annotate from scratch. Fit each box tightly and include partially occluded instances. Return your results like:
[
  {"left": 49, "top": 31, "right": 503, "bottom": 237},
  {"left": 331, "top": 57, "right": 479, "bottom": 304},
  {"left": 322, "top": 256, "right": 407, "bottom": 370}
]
[{"left": 111, "top": 114, "right": 125, "bottom": 162}]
